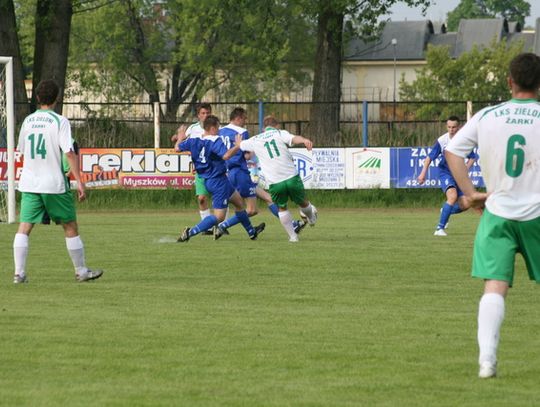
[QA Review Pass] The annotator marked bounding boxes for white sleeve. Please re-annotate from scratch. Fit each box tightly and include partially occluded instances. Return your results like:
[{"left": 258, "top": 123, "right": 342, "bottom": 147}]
[
  {"left": 17, "top": 127, "right": 25, "bottom": 152},
  {"left": 59, "top": 117, "right": 74, "bottom": 153},
  {"left": 240, "top": 139, "right": 254, "bottom": 151},
  {"left": 278, "top": 130, "right": 294, "bottom": 146},
  {"left": 446, "top": 111, "right": 481, "bottom": 157}
]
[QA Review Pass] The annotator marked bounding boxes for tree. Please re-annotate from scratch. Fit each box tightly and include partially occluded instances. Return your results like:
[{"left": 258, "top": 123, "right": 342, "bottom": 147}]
[
  {"left": 399, "top": 40, "right": 524, "bottom": 119},
  {"left": 447, "top": 0, "right": 531, "bottom": 31},
  {"left": 306, "top": 0, "right": 432, "bottom": 144},
  {"left": 0, "top": 0, "right": 30, "bottom": 121},
  {"left": 31, "top": 0, "right": 73, "bottom": 113},
  {"left": 69, "top": 0, "right": 314, "bottom": 119}
]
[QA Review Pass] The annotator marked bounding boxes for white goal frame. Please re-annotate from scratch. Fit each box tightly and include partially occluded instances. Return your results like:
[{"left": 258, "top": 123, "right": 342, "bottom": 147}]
[{"left": 0, "top": 56, "right": 16, "bottom": 223}]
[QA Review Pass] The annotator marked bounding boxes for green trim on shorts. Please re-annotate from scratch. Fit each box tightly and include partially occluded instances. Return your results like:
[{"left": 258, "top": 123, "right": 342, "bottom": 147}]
[
  {"left": 20, "top": 191, "right": 77, "bottom": 224},
  {"left": 472, "top": 209, "right": 540, "bottom": 285},
  {"left": 268, "top": 174, "right": 306, "bottom": 209},
  {"left": 194, "top": 173, "right": 209, "bottom": 196}
]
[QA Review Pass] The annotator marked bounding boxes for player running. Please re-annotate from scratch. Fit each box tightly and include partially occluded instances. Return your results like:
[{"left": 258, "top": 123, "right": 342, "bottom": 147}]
[
  {"left": 235, "top": 115, "right": 317, "bottom": 242},
  {"left": 175, "top": 115, "right": 265, "bottom": 242},
  {"left": 417, "top": 116, "right": 477, "bottom": 236},
  {"left": 214, "top": 107, "right": 305, "bottom": 239}
]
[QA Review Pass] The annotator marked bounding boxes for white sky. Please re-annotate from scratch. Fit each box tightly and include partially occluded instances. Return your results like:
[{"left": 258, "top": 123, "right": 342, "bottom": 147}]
[{"left": 385, "top": 0, "right": 540, "bottom": 28}]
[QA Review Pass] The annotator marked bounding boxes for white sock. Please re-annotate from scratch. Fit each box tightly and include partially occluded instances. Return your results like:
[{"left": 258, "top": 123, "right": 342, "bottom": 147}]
[
  {"left": 300, "top": 203, "right": 315, "bottom": 222},
  {"left": 13, "top": 233, "right": 29, "bottom": 276},
  {"left": 66, "top": 236, "right": 87, "bottom": 275},
  {"left": 278, "top": 210, "right": 297, "bottom": 240},
  {"left": 199, "top": 209, "right": 211, "bottom": 220},
  {"left": 478, "top": 293, "right": 505, "bottom": 364}
]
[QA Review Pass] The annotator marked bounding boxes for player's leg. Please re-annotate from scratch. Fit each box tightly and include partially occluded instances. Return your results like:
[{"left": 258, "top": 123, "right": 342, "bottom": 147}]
[
  {"left": 256, "top": 186, "right": 304, "bottom": 233},
  {"left": 289, "top": 175, "right": 317, "bottom": 226},
  {"left": 472, "top": 210, "right": 516, "bottom": 378},
  {"left": 13, "top": 193, "right": 45, "bottom": 283},
  {"left": 269, "top": 180, "right": 298, "bottom": 242},
  {"left": 44, "top": 191, "right": 103, "bottom": 282},
  {"left": 227, "top": 191, "right": 265, "bottom": 240},
  {"left": 435, "top": 182, "right": 458, "bottom": 235},
  {"left": 217, "top": 170, "right": 257, "bottom": 232},
  {"left": 194, "top": 173, "right": 213, "bottom": 235}
]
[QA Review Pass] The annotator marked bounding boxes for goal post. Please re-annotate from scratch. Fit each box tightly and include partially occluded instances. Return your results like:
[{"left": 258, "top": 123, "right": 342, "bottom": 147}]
[{"left": 0, "top": 56, "right": 16, "bottom": 224}]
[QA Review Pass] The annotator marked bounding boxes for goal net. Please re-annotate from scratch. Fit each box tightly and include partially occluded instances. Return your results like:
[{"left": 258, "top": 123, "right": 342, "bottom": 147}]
[{"left": 0, "top": 57, "right": 16, "bottom": 223}]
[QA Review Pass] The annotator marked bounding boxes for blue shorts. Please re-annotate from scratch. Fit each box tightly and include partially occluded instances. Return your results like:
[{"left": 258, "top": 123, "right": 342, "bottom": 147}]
[
  {"left": 439, "top": 172, "right": 463, "bottom": 197},
  {"left": 205, "top": 175, "right": 235, "bottom": 209},
  {"left": 228, "top": 167, "right": 257, "bottom": 198}
]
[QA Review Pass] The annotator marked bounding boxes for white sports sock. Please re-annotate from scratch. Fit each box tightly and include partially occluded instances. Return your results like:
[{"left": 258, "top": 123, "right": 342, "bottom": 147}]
[
  {"left": 478, "top": 293, "right": 505, "bottom": 364},
  {"left": 300, "top": 203, "right": 314, "bottom": 221},
  {"left": 13, "top": 233, "right": 29, "bottom": 276},
  {"left": 199, "top": 209, "right": 211, "bottom": 220},
  {"left": 278, "top": 210, "right": 297, "bottom": 240},
  {"left": 66, "top": 236, "right": 87, "bottom": 275}
]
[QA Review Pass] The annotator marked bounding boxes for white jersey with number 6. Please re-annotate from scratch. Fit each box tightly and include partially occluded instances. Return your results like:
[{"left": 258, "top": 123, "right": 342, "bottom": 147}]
[
  {"left": 447, "top": 99, "right": 540, "bottom": 221},
  {"left": 239, "top": 127, "right": 297, "bottom": 185},
  {"left": 17, "top": 109, "right": 74, "bottom": 194}
]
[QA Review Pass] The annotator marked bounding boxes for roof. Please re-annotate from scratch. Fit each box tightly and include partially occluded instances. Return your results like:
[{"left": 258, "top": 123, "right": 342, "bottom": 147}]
[{"left": 344, "top": 17, "right": 539, "bottom": 62}]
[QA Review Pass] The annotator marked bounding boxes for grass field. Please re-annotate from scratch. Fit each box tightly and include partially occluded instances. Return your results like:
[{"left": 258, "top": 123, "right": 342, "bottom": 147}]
[{"left": 1, "top": 207, "right": 539, "bottom": 406}]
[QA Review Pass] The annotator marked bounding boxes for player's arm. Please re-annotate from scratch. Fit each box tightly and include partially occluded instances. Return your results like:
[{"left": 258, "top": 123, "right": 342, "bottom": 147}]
[
  {"left": 222, "top": 134, "right": 241, "bottom": 160},
  {"left": 65, "top": 150, "right": 85, "bottom": 201},
  {"left": 291, "top": 135, "right": 313, "bottom": 151},
  {"left": 417, "top": 141, "right": 439, "bottom": 184},
  {"left": 173, "top": 125, "right": 188, "bottom": 146},
  {"left": 174, "top": 126, "right": 189, "bottom": 151}
]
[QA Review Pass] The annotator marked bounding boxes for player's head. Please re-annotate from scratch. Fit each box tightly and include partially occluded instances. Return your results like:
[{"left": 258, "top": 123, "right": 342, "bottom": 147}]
[
  {"left": 196, "top": 103, "right": 212, "bottom": 122},
  {"left": 35, "top": 79, "right": 60, "bottom": 106},
  {"left": 203, "top": 115, "right": 220, "bottom": 135},
  {"left": 446, "top": 115, "right": 460, "bottom": 137},
  {"left": 509, "top": 53, "right": 540, "bottom": 93},
  {"left": 263, "top": 115, "right": 280, "bottom": 128},
  {"left": 230, "top": 107, "right": 247, "bottom": 126}
]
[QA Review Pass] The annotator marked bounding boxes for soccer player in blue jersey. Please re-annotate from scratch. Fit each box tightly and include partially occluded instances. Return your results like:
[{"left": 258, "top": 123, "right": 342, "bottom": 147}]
[
  {"left": 174, "top": 115, "right": 265, "bottom": 242},
  {"left": 417, "top": 116, "right": 477, "bottom": 236},
  {"left": 214, "top": 107, "right": 305, "bottom": 239}
]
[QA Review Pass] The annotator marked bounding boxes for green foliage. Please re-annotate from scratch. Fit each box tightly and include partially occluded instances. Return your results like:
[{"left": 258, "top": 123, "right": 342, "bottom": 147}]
[
  {"left": 399, "top": 40, "right": 524, "bottom": 120},
  {"left": 447, "top": 0, "right": 531, "bottom": 31}
]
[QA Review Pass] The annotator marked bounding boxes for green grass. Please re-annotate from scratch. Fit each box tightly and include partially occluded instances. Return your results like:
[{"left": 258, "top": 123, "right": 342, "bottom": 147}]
[{"left": 0, "top": 208, "right": 538, "bottom": 406}]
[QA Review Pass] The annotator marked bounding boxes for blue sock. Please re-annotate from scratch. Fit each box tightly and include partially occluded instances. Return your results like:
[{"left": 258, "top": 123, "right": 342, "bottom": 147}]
[
  {"left": 219, "top": 215, "right": 241, "bottom": 230},
  {"left": 451, "top": 203, "right": 462, "bottom": 214},
  {"left": 437, "top": 203, "right": 453, "bottom": 230},
  {"left": 235, "top": 210, "right": 255, "bottom": 236},
  {"left": 268, "top": 203, "right": 279, "bottom": 217},
  {"left": 191, "top": 215, "right": 218, "bottom": 236}
]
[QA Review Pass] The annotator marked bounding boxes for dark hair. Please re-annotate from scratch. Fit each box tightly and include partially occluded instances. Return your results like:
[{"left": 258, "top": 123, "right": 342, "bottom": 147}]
[
  {"left": 447, "top": 115, "right": 460, "bottom": 123},
  {"left": 196, "top": 103, "right": 212, "bottom": 113},
  {"left": 35, "top": 80, "right": 59, "bottom": 106},
  {"left": 203, "top": 115, "right": 220, "bottom": 131},
  {"left": 230, "top": 107, "right": 246, "bottom": 121},
  {"left": 263, "top": 115, "right": 279, "bottom": 127},
  {"left": 510, "top": 53, "right": 540, "bottom": 92}
]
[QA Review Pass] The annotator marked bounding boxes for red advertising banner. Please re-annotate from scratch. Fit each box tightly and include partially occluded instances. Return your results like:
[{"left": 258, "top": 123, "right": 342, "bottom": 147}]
[
  {"left": 0, "top": 148, "right": 195, "bottom": 190},
  {"left": 80, "top": 148, "right": 195, "bottom": 189}
]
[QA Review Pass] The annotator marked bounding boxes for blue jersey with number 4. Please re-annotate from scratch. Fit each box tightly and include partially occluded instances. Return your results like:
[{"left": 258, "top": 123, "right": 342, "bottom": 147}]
[{"left": 178, "top": 136, "right": 228, "bottom": 179}]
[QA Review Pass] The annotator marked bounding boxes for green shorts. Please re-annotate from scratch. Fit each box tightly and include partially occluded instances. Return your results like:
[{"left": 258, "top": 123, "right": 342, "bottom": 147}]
[
  {"left": 194, "top": 173, "right": 209, "bottom": 196},
  {"left": 20, "top": 191, "right": 77, "bottom": 224},
  {"left": 268, "top": 174, "right": 306, "bottom": 209},
  {"left": 472, "top": 209, "right": 540, "bottom": 285}
]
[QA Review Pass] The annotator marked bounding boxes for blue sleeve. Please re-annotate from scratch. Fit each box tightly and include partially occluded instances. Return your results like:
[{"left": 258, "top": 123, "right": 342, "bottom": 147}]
[
  {"left": 178, "top": 139, "right": 191, "bottom": 152},
  {"left": 428, "top": 141, "right": 441, "bottom": 161},
  {"left": 242, "top": 130, "right": 249, "bottom": 141},
  {"left": 466, "top": 150, "right": 478, "bottom": 160}
]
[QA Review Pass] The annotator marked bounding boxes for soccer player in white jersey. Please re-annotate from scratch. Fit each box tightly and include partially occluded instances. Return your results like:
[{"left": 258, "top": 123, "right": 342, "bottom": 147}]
[
  {"left": 417, "top": 116, "right": 477, "bottom": 236},
  {"left": 13, "top": 80, "right": 103, "bottom": 283},
  {"left": 172, "top": 103, "right": 213, "bottom": 235},
  {"left": 446, "top": 53, "right": 540, "bottom": 379},
  {"left": 235, "top": 115, "right": 317, "bottom": 242}
]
